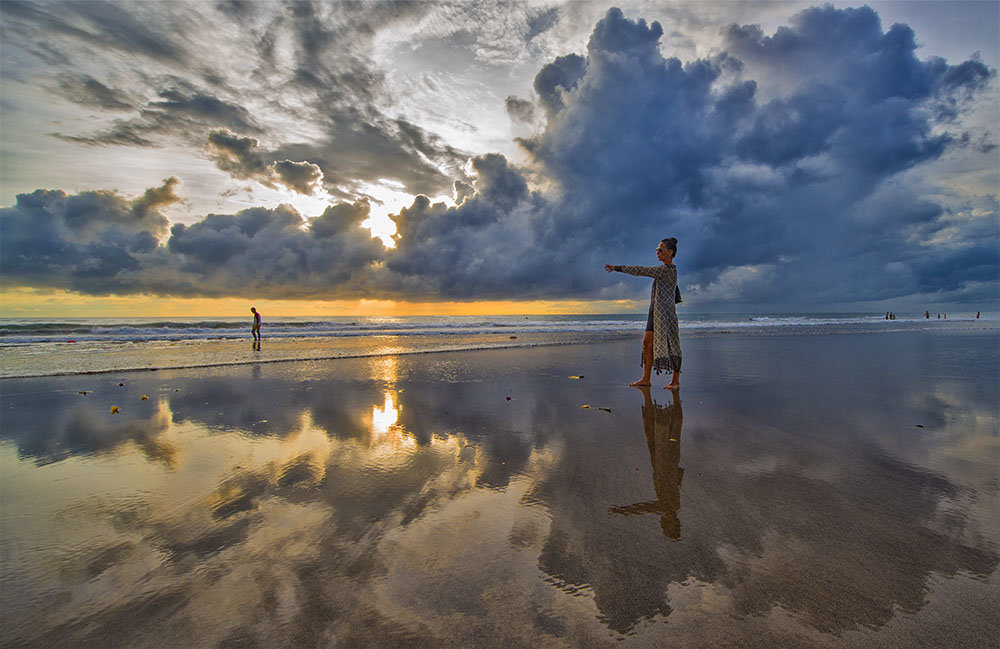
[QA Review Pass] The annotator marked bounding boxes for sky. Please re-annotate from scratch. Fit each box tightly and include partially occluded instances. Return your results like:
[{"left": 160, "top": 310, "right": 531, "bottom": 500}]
[{"left": 1, "top": 0, "right": 997, "bottom": 316}]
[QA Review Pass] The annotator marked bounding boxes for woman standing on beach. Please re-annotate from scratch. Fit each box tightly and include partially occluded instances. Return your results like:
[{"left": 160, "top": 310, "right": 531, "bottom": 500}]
[{"left": 605, "top": 238, "right": 682, "bottom": 389}]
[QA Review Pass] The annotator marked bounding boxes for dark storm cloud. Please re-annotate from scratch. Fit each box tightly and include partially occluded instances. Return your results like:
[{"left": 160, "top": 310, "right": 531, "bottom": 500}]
[
  {"left": 532, "top": 53, "right": 587, "bottom": 117},
  {"left": 271, "top": 159, "right": 323, "bottom": 195},
  {"left": 206, "top": 130, "right": 269, "bottom": 180},
  {"left": 0, "top": 180, "right": 384, "bottom": 298},
  {"left": 378, "top": 6, "right": 997, "bottom": 304},
  {"left": 383, "top": 153, "right": 569, "bottom": 299},
  {"left": 206, "top": 130, "right": 322, "bottom": 195},
  {"left": 206, "top": 130, "right": 301, "bottom": 194},
  {"left": 155, "top": 200, "right": 386, "bottom": 298},
  {"left": 2, "top": 4, "right": 996, "bottom": 305},
  {"left": 0, "top": 179, "right": 177, "bottom": 292},
  {"left": 257, "top": 113, "right": 467, "bottom": 198}
]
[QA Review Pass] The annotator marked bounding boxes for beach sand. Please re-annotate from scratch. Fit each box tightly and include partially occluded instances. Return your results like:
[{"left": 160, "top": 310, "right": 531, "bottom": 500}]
[
  {"left": 1, "top": 330, "right": 998, "bottom": 648},
  {"left": 0, "top": 330, "right": 630, "bottom": 379}
]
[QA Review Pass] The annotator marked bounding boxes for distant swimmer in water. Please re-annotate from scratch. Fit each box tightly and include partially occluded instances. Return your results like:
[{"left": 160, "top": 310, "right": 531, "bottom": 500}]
[
  {"left": 606, "top": 237, "right": 682, "bottom": 390},
  {"left": 251, "top": 307, "right": 261, "bottom": 341}
]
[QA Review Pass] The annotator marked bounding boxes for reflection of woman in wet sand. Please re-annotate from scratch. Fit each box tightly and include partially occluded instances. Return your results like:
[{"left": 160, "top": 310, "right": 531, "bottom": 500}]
[
  {"left": 609, "top": 387, "right": 684, "bottom": 539},
  {"left": 605, "top": 238, "right": 682, "bottom": 389}
]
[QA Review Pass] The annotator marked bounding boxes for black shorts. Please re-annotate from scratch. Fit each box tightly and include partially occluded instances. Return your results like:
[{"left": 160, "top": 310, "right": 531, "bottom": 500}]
[{"left": 645, "top": 306, "right": 654, "bottom": 332}]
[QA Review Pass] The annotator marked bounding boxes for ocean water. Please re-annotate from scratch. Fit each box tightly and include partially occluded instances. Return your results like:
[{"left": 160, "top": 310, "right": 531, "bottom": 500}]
[
  {"left": 2, "top": 312, "right": 994, "bottom": 344},
  {"left": 0, "top": 312, "right": 995, "bottom": 378}
]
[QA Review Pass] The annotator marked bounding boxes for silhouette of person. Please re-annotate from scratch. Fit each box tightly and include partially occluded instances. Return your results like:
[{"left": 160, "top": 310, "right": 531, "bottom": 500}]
[
  {"left": 251, "top": 307, "right": 261, "bottom": 342},
  {"left": 609, "top": 386, "right": 684, "bottom": 539},
  {"left": 925, "top": 311, "right": 930, "bottom": 319}
]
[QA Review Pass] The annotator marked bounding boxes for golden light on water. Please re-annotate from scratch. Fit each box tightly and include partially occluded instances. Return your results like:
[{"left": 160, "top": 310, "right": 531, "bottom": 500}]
[
  {"left": 368, "top": 391, "right": 418, "bottom": 455},
  {"left": 367, "top": 357, "right": 416, "bottom": 452},
  {"left": 372, "top": 393, "right": 400, "bottom": 437},
  {"left": 370, "top": 356, "right": 399, "bottom": 384}
]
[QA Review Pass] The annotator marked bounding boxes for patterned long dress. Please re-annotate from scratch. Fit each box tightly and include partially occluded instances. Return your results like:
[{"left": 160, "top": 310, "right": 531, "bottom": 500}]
[{"left": 614, "top": 263, "right": 681, "bottom": 374}]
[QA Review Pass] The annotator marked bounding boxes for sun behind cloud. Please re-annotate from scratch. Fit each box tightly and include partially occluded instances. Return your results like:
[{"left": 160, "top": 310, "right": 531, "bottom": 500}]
[{"left": 358, "top": 180, "right": 458, "bottom": 249}]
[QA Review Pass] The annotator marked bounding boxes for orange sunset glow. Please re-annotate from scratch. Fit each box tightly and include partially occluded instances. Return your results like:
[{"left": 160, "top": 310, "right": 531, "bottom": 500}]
[{"left": 0, "top": 287, "right": 641, "bottom": 318}]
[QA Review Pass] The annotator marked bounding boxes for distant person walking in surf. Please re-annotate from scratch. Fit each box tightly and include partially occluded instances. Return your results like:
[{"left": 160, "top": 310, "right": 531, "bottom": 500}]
[
  {"left": 606, "top": 237, "right": 682, "bottom": 390},
  {"left": 251, "top": 307, "right": 261, "bottom": 342}
]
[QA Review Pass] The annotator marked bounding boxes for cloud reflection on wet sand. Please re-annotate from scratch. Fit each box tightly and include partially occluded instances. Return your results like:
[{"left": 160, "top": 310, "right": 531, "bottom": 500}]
[{"left": 1, "top": 333, "right": 998, "bottom": 648}]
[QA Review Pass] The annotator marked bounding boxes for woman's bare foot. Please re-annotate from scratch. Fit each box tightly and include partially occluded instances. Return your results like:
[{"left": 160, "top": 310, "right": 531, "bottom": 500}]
[
  {"left": 629, "top": 379, "right": 651, "bottom": 387},
  {"left": 664, "top": 382, "right": 680, "bottom": 390}
]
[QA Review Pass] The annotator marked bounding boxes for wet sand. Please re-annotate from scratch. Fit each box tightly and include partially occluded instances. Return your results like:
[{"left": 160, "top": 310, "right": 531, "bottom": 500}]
[
  {"left": 0, "top": 330, "right": 630, "bottom": 379},
  {"left": 1, "top": 330, "right": 998, "bottom": 648}
]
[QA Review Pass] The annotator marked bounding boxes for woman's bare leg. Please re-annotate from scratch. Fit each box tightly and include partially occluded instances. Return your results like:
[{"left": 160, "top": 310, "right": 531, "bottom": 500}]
[
  {"left": 630, "top": 332, "right": 654, "bottom": 386},
  {"left": 664, "top": 370, "right": 680, "bottom": 390}
]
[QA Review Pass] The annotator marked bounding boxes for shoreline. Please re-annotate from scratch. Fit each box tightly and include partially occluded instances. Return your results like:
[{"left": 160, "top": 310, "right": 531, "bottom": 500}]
[
  {"left": 0, "top": 334, "right": 629, "bottom": 380},
  {"left": 0, "top": 331, "right": 635, "bottom": 380},
  {"left": 0, "top": 322, "right": 995, "bottom": 380}
]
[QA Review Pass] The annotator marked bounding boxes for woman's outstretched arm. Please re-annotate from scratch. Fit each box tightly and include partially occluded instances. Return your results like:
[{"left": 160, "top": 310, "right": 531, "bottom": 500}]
[{"left": 605, "top": 264, "right": 675, "bottom": 281}]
